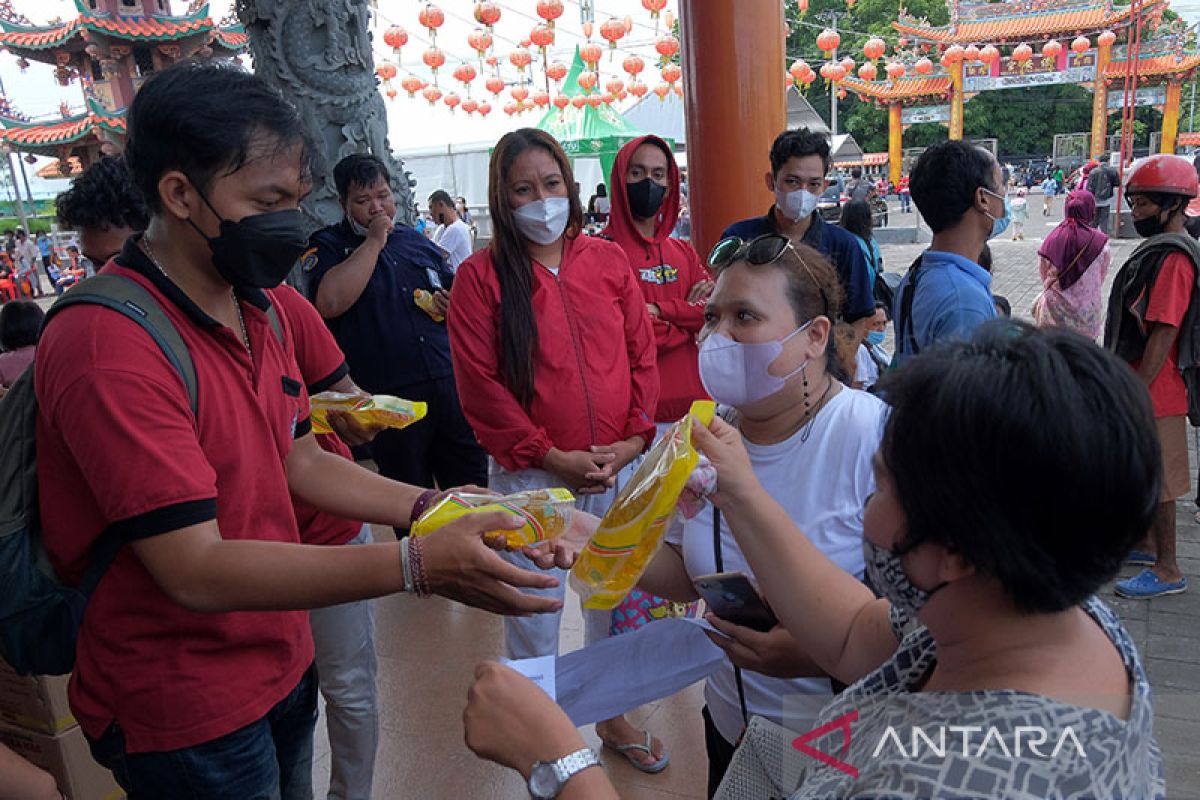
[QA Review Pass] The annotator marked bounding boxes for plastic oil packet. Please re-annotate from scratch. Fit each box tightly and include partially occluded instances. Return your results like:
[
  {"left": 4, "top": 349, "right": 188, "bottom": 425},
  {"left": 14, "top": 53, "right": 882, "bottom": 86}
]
[
  {"left": 570, "top": 400, "right": 717, "bottom": 609},
  {"left": 309, "top": 392, "right": 427, "bottom": 436},
  {"left": 411, "top": 488, "right": 577, "bottom": 548}
]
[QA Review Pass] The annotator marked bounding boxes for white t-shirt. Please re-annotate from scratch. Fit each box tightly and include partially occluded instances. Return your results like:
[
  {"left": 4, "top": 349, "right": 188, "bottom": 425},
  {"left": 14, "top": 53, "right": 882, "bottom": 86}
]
[
  {"left": 855, "top": 345, "right": 880, "bottom": 390},
  {"left": 434, "top": 218, "right": 473, "bottom": 272},
  {"left": 666, "top": 388, "right": 887, "bottom": 744}
]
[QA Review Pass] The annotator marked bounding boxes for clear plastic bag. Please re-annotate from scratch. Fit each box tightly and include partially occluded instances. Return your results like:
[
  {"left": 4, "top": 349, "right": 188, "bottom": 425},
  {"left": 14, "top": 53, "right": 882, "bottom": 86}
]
[
  {"left": 410, "top": 488, "right": 576, "bottom": 548},
  {"left": 309, "top": 392, "right": 427, "bottom": 435}
]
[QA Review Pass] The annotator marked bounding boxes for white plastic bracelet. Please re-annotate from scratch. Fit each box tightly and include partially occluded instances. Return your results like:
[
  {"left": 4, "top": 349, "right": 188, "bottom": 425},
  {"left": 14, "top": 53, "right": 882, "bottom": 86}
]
[{"left": 400, "top": 536, "right": 415, "bottom": 594}]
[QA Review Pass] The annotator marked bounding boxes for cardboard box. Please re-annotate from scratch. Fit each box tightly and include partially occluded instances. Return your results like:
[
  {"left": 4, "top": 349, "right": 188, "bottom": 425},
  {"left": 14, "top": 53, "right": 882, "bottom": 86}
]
[
  {"left": 0, "top": 658, "right": 75, "bottom": 734},
  {"left": 0, "top": 720, "right": 123, "bottom": 800}
]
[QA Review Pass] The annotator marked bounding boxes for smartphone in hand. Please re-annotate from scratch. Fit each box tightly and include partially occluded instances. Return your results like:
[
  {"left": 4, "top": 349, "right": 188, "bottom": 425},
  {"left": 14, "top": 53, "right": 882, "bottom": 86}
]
[{"left": 693, "top": 571, "right": 779, "bottom": 633}]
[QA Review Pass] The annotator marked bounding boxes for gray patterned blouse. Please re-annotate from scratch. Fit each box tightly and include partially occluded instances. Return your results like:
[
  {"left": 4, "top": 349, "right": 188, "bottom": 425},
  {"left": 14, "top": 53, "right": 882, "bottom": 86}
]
[{"left": 790, "top": 597, "right": 1163, "bottom": 799}]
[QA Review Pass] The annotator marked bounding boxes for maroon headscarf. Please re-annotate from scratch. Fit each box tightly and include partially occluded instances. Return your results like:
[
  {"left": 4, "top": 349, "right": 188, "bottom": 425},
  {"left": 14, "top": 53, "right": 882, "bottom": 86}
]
[{"left": 1038, "top": 189, "right": 1107, "bottom": 291}]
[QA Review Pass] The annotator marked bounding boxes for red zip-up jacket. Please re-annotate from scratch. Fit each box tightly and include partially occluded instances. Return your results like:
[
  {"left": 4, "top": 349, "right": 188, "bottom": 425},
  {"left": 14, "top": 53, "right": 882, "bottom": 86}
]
[
  {"left": 449, "top": 233, "right": 659, "bottom": 472},
  {"left": 603, "top": 135, "right": 711, "bottom": 422}
]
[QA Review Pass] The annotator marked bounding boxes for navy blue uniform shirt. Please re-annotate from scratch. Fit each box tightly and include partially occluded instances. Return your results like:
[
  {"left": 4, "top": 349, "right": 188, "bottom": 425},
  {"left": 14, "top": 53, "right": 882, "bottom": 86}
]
[{"left": 304, "top": 220, "right": 455, "bottom": 393}]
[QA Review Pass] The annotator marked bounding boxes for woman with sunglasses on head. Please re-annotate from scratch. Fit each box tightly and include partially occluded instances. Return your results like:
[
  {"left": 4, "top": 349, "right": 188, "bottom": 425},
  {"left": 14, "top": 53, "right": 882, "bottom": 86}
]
[
  {"left": 533, "top": 234, "right": 885, "bottom": 796},
  {"left": 447, "top": 128, "right": 667, "bottom": 770}
]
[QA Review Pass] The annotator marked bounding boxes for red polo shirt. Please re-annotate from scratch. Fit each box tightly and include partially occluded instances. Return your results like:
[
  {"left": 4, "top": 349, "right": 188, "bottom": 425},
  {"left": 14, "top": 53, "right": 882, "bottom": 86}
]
[
  {"left": 269, "top": 285, "right": 363, "bottom": 547},
  {"left": 35, "top": 238, "right": 313, "bottom": 753}
]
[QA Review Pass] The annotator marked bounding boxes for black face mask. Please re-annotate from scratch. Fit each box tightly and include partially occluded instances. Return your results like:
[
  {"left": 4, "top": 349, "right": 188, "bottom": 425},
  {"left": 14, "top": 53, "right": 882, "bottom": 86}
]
[
  {"left": 626, "top": 178, "right": 668, "bottom": 220},
  {"left": 1133, "top": 213, "right": 1167, "bottom": 238},
  {"left": 188, "top": 186, "right": 311, "bottom": 289}
]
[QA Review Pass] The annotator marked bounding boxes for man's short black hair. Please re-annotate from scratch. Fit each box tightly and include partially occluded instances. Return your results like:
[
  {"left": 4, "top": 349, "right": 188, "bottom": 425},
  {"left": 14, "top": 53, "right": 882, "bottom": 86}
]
[
  {"left": 334, "top": 154, "right": 390, "bottom": 200},
  {"left": 910, "top": 141, "right": 998, "bottom": 233},
  {"left": 56, "top": 156, "right": 150, "bottom": 232},
  {"left": 992, "top": 294, "right": 1012, "bottom": 317},
  {"left": 0, "top": 300, "right": 44, "bottom": 350},
  {"left": 851, "top": 167, "right": 863, "bottom": 179},
  {"left": 769, "top": 128, "right": 831, "bottom": 175},
  {"left": 875, "top": 322, "right": 1159, "bottom": 613},
  {"left": 428, "top": 189, "right": 454, "bottom": 208},
  {"left": 125, "top": 61, "right": 310, "bottom": 213}
]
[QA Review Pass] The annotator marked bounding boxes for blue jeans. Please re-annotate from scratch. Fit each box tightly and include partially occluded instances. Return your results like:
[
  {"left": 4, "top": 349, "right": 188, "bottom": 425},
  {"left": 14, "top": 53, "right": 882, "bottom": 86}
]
[{"left": 88, "top": 666, "right": 318, "bottom": 800}]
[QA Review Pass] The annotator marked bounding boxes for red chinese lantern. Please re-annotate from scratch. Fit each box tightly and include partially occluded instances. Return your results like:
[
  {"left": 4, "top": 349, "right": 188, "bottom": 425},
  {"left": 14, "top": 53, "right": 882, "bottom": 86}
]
[
  {"left": 606, "top": 78, "right": 625, "bottom": 95},
  {"left": 510, "top": 85, "right": 529, "bottom": 102},
  {"left": 376, "top": 61, "right": 398, "bottom": 81},
  {"left": 1012, "top": 43, "right": 1033, "bottom": 66},
  {"left": 401, "top": 75, "right": 424, "bottom": 97},
  {"left": 601, "top": 92, "right": 615, "bottom": 105},
  {"left": 485, "top": 75, "right": 504, "bottom": 94},
  {"left": 643, "top": 0, "right": 667, "bottom": 16},
  {"left": 383, "top": 26, "right": 408, "bottom": 54},
  {"left": 452, "top": 64, "right": 477, "bottom": 86},
  {"left": 587, "top": 94, "right": 603, "bottom": 108},
  {"left": 662, "top": 63, "right": 682, "bottom": 84},
  {"left": 553, "top": 94, "right": 569, "bottom": 110},
  {"left": 418, "top": 4, "right": 445, "bottom": 33},
  {"left": 577, "top": 70, "right": 599, "bottom": 92},
  {"left": 623, "top": 55, "right": 645, "bottom": 77},
  {"left": 582, "top": 21, "right": 593, "bottom": 39},
  {"left": 571, "top": 95, "right": 587, "bottom": 109},
  {"left": 655, "top": 34, "right": 680, "bottom": 60},
  {"left": 939, "top": 52, "right": 953, "bottom": 69},
  {"left": 532, "top": 90, "right": 550, "bottom": 107},
  {"left": 504, "top": 101, "right": 518, "bottom": 116},
  {"left": 600, "top": 17, "right": 626, "bottom": 49},
  {"left": 980, "top": 44, "right": 1000, "bottom": 63},
  {"left": 422, "top": 86, "right": 443, "bottom": 104},
  {"left": 858, "top": 62, "right": 877, "bottom": 81},
  {"left": 479, "top": 101, "right": 492, "bottom": 116},
  {"left": 546, "top": 61, "right": 568, "bottom": 82},
  {"left": 474, "top": 1, "right": 501, "bottom": 29},
  {"left": 943, "top": 44, "right": 965, "bottom": 63},
  {"left": 798, "top": 0, "right": 809, "bottom": 13},
  {"left": 530, "top": 24, "right": 554, "bottom": 49},
  {"left": 486, "top": 55, "right": 498, "bottom": 67},
  {"left": 662, "top": 8, "right": 674, "bottom": 27},
  {"left": 1071, "top": 36, "right": 1090, "bottom": 53},
  {"left": 462, "top": 98, "right": 479, "bottom": 114},
  {"left": 1098, "top": 30, "right": 1117, "bottom": 47},
  {"left": 536, "top": 0, "right": 564, "bottom": 27},
  {"left": 509, "top": 48, "right": 532, "bottom": 71},
  {"left": 467, "top": 29, "right": 492, "bottom": 55},
  {"left": 1043, "top": 40, "right": 1062, "bottom": 59},
  {"left": 789, "top": 60, "right": 808, "bottom": 81},
  {"left": 580, "top": 42, "right": 604, "bottom": 67},
  {"left": 444, "top": 92, "right": 461, "bottom": 111},
  {"left": 864, "top": 37, "right": 886, "bottom": 60},
  {"left": 914, "top": 57, "right": 933, "bottom": 75},
  {"left": 963, "top": 44, "right": 980, "bottom": 62},
  {"left": 422, "top": 47, "right": 445, "bottom": 72},
  {"left": 629, "top": 80, "right": 649, "bottom": 97},
  {"left": 886, "top": 61, "right": 906, "bottom": 81},
  {"left": 817, "top": 28, "right": 840, "bottom": 56},
  {"left": 653, "top": 82, "right": 670, "bottom": 99},
  {"left": 840, "top": 56, "right": 856, "bottom": 74}
]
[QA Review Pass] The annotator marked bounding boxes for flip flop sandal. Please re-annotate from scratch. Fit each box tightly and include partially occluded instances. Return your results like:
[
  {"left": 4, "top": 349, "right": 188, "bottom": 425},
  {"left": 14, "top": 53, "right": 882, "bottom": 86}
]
[{"left": 600, "top": 731, "right": 670, "bottom": 774}]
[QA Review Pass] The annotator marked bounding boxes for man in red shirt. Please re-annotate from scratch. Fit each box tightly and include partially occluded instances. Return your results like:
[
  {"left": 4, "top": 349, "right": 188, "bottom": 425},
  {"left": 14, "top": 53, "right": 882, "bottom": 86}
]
[
  {"left": 1105, "top": 155, "right": 1198, "bottom": 599},
  {"left": 35, "top": 62, "right": 565, "bottom": 799}
]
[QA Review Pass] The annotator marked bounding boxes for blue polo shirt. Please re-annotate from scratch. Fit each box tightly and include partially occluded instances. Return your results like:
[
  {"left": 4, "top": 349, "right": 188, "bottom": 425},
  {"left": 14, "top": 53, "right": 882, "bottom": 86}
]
[
  {"left": 722, "top": 208, "right": 875, "bottom": 322},
  {"left": 304, "top": 220, "right": 455, "bottom": 393},
  {"left": 892, "top": 249, "right": 995, "bottom": 366}
]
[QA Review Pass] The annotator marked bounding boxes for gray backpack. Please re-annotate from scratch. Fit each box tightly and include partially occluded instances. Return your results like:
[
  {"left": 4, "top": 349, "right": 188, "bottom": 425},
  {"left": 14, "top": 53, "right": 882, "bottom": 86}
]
[{"left": 0, "top": 274, "right": 279, "bottom": 675}]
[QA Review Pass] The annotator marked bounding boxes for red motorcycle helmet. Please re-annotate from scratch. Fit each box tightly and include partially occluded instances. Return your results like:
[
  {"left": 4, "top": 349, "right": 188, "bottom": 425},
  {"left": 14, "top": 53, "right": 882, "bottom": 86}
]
[{"left": 1125, "top": 154, "right": 1200, "bottom": 199}]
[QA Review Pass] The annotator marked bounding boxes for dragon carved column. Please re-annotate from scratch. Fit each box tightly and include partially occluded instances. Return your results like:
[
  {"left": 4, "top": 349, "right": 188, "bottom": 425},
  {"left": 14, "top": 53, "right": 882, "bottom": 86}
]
[{"left": 235, "top": 0, "right": 415, "bottom": 227}]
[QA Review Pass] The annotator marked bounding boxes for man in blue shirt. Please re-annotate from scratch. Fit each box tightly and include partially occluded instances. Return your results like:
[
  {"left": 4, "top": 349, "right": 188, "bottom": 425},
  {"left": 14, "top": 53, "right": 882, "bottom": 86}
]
[
  {"left": 892, "top": 141, "right": 999, "bottom": 365},
  {"left": 305, "top": 155, "right": 486, "bottom": 517},
  {"left": 723, "top": 128, "right": 875, "bottom": 326}
]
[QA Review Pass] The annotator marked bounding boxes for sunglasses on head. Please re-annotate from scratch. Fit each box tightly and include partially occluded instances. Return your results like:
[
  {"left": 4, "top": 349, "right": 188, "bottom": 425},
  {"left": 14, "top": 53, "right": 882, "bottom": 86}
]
[{"left": 707, "top": 234, "right": 831, "bottom": 319}]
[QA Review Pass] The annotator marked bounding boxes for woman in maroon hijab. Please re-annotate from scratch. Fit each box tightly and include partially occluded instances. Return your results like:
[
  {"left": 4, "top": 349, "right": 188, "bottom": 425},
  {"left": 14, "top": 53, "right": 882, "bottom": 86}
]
[{"left": 1033, "top": 189, "right": 1111, "bottom": 338}]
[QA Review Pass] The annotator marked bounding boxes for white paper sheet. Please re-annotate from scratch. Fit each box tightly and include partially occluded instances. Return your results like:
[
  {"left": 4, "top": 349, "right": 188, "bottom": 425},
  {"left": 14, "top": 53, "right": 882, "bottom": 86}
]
[{"left": 503, "top": 654, "right": 557, "bottom": 700}]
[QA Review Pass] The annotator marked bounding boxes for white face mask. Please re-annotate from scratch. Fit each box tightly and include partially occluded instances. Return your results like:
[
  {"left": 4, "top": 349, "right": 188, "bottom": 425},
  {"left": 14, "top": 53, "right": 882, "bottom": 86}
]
[
  {"left": 346, "top": 204, "right": 400, "bottom": 237},
  {"left": 513, "top": 197, "right": 570, "bottom": 246},
  {"left": 698, "top": 321, "right": 813, "bottom": 408},
  {"left": 774, "top": 188, "right": 820, "bottom": 222}
]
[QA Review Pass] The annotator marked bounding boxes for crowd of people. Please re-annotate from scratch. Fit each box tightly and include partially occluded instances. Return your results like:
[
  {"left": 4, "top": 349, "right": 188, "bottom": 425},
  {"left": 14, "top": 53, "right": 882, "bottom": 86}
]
[{"left": 0, "top": 58, "right": 1190, "bottom": 800}]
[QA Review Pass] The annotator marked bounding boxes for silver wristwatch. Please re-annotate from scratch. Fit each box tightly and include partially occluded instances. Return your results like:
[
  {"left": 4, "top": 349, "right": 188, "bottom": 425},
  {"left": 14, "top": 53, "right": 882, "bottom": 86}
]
[{"left": 528, "top": 747, "right": 601, "bottom": 799}]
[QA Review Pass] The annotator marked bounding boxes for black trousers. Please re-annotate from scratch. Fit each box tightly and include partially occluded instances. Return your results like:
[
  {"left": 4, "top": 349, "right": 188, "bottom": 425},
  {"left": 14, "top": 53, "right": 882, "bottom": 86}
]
[
  {"left": 703, "top": 705, "right": 738, "bottom": 799},
  {"left": 369, "top": 376, "right": 487, "bottom": 535}
]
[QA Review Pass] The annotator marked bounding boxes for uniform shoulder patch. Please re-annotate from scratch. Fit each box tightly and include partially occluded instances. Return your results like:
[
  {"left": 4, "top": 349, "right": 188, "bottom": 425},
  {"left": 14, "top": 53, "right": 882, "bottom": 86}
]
[{"left": 298, "top": 247, "right": 319, "bottom": 272}]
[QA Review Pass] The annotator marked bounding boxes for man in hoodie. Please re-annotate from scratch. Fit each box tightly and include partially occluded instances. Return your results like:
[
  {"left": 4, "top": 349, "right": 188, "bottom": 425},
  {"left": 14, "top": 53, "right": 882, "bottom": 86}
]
[{"left": 604, "top": 135, "right": 711, "bottom": 430}]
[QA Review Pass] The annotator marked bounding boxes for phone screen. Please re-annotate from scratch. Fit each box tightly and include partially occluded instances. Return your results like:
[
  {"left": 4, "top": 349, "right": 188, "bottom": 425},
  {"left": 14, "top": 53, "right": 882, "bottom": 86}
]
[{"left": 693, "top": 571, "right": 778, "bottom": 633}]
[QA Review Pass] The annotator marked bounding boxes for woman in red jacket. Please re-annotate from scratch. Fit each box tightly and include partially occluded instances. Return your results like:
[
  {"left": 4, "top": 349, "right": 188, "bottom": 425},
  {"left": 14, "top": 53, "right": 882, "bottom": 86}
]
[{"left": 448, "top": 128, "right": 666, "bottom": 770}]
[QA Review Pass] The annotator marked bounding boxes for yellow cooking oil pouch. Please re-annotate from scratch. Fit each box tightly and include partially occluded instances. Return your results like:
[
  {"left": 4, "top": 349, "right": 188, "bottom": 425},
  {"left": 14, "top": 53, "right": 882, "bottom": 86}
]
[
  {"left": 411, "top": 488, "right": 576, "bottom": 548},
  {"left": 570, "top": 400, "right": 716, "bottom": 609},
  {"left": 309, "top": 391, "right": 427, "bottom": 435}
]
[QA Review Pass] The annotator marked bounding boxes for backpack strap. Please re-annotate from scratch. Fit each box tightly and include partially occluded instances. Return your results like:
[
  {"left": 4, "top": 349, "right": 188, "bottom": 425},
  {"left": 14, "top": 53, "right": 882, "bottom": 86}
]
[
  {"left": 899, "top": 254, "right": 926, "bottom": 358},
  {"left": 265, "top": 301, "right": 284, "bottom": 346},
  {"left": 43, "top": 275, "right": 198, "bottom": 416}
]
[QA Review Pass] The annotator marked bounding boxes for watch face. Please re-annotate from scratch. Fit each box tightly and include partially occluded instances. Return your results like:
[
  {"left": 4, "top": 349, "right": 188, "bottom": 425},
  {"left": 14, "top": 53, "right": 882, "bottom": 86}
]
[{"left": 528, "top": 762, "right": 560, "bottom": 798}]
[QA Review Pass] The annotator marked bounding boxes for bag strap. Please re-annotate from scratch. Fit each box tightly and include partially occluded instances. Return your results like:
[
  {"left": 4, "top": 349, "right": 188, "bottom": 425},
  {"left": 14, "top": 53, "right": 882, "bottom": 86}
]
[
  {"left": 44, "top": 274, "right": 198, "bottom": 416},
  {"left": 713, "top": 508, "right": 751, "bottom": 730},
  {"left": 899, "top": 254, "right": 926, "bottom": 358}
]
